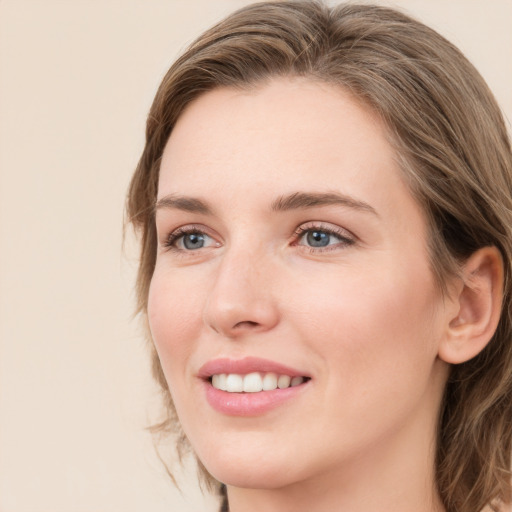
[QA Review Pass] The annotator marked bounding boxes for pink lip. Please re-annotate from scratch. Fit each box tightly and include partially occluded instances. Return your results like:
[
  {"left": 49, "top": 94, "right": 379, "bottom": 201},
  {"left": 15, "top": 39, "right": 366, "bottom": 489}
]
[{"left": 198, "top": 357, "right": 311, "bottom": 417}]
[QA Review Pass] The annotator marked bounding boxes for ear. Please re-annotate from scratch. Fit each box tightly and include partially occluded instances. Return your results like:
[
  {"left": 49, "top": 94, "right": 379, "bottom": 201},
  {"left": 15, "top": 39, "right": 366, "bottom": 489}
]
[{"left": 438, "top": 246, "right": 504, "bottom": 365}]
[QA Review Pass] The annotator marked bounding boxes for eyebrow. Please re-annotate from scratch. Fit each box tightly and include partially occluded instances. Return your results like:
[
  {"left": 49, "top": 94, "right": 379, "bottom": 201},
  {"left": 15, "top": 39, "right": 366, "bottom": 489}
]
[
  {"left": 271, "top": 191, "right": 378, "bottom": 216},
  {"left": 155, "top": 195, "right": 212, "bottom": 215},
  {"left": 154, "top": 191, "right": 378, "bottom": 216}
]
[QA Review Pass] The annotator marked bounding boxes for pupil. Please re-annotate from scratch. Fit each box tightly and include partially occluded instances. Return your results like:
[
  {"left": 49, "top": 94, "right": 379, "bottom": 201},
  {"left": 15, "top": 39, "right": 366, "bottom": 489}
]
[
  {"left": 307, "top": 231, "right": 329, "bottom": 247},
  {"left": 184, "top": 233, "right": 204, "bottom": 250}
]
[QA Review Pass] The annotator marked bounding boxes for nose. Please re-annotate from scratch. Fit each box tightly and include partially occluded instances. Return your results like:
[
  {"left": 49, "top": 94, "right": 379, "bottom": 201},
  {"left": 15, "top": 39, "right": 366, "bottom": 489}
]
[{"left": 203, "top": 246, "right": 280, "bottom": 339}]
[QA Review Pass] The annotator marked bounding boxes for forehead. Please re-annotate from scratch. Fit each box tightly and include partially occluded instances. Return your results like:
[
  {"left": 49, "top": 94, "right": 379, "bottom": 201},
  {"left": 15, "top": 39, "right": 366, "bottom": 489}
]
[{"left": 158, "top": 78, "right": 416, "bottom": 221}]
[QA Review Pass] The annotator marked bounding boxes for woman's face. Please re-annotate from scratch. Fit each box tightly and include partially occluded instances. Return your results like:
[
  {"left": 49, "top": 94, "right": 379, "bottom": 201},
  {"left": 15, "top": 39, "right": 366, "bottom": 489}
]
[{"left": 149, "top": 79, "right": 452, "bottom": 490}]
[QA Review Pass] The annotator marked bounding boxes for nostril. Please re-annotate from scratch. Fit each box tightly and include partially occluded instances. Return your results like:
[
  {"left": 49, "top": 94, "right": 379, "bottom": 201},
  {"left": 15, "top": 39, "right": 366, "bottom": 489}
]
[{"left": 233, "top": 320, "right": 260, "bottom": 329}]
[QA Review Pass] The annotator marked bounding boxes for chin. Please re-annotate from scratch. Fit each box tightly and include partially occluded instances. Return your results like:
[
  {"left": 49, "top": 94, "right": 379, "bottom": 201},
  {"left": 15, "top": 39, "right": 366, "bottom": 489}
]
[
  {"left": 209, "top": 464, "right": 298, "bottom": 490},
  {"left": 196, "top": 440, "right": 304, "bottom": 490}
]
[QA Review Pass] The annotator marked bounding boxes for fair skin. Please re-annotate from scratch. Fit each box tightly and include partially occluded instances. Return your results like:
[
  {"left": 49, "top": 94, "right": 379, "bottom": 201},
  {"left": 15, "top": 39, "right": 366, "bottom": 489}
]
[{"left": 148, "top": 78, "right": 502, "bottom": 512}]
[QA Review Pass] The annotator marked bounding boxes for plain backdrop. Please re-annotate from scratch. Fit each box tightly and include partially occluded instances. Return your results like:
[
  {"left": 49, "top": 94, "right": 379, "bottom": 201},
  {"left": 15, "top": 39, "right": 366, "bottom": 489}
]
[{"left": 0, "top": 1, "right": 511, "bottom": 511}]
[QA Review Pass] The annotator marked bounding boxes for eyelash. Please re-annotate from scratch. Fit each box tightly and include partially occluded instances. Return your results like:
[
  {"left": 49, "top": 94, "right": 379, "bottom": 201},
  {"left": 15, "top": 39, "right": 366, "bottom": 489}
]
[
  {"left": 292, "top": 223, "right": 355, "bottom": 252},
  {"left": 163, "top": 225, "right": 216, "bottom": 251},
  {"left": 163, "top": 223, "right": 355, "bottom": 254}
]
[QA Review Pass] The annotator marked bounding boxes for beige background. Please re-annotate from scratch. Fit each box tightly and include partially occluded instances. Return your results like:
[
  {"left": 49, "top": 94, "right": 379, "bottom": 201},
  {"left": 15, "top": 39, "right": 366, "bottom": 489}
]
[{"left": 0, "top": 1, "right": 510, "bottom": 511}]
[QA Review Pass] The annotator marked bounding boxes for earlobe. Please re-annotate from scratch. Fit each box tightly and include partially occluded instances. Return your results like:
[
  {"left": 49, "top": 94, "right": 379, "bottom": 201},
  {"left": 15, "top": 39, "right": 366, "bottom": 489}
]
[{"left": 438, "top": 246, "right": 504, "bottom": 365}]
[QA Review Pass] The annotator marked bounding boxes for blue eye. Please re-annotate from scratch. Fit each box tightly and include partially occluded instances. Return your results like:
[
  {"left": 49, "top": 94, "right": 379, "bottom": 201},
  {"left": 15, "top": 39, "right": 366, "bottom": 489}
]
[
  {"left": 182, "top": 232, "right": 207, "bottom": 250},
  {"left": 165, "top": 228, "right": 217, "bottom": 251},
  {"left": 296, "top": 226, "right": 353, "bottom": 250},
  {"left": 305, "top": 230, "right": 331, "bottom": 247}
]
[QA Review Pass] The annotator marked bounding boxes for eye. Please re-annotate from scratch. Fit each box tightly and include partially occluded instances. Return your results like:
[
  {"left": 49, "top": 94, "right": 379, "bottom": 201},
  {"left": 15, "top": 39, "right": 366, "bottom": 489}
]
[
  {"left": 165, "top": 226, "right": 218, "bottom": 251},
  {"left": 294, "top": 224, "right": 354, "bottom": 251}
]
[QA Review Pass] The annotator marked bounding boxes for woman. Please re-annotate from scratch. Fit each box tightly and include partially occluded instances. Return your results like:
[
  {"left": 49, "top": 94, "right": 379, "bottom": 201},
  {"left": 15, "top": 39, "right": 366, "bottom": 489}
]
[{"left": 126, "top": 2, "right": 512, "bottom": 511}]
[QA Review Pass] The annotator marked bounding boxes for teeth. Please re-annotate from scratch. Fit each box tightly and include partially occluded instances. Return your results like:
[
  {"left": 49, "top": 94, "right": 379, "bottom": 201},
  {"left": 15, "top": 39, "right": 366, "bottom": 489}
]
[
  {"left": 262, "top": 372, "right": 278, "bottom": 391},
  {"left": 211, "top": 373, "right": 227, "bottom": 391},
  {"left": 277, "top": 375, "right": 291, "bottom": 389},
  {"left": 243, "top": 372, "right": 263, "bottom": 393},
  {"left": 291, "top": 376, "right": 304, "bottom": 387},
  {"left": 225, "top": 374, "right": 243, "bottom": 392},
  {"left": 211, "top": 372, "right": 306, "bottom": 392}
]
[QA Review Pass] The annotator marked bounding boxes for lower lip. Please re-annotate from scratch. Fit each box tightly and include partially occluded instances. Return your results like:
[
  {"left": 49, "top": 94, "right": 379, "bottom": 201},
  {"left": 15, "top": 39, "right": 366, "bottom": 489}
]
[{"left": 203, "top": 380, "right": 309, "bottom": 416}]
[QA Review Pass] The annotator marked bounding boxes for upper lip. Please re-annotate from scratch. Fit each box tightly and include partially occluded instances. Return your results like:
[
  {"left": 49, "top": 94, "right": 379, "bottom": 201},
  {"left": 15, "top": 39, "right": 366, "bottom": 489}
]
[{"left": 198, "top": 357, "right": 310, "bottom": 379}]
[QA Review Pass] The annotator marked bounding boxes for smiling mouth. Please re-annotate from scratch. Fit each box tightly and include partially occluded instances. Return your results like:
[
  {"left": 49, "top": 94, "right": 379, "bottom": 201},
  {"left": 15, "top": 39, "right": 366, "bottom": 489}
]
[{"left": 210, "top": 372, "right": 311, "bottom": 393}]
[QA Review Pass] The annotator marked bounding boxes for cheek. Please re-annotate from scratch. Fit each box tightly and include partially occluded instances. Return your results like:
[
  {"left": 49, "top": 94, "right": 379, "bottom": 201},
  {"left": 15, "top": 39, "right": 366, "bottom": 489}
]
[
  {"left": 288, "top": 259, "right": 441, "bottom": 395},
  {"left": 285, "top": 267, "right": 444, "bottom": 462},
  {"left": 147, "top": 267, "right": 205, "bottom": 381}
]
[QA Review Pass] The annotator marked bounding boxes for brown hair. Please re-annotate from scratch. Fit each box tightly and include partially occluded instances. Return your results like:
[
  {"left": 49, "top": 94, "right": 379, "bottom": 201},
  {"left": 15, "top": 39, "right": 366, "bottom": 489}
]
[{"left": 126, "top": 2, "right": 512, "bottom": 511}]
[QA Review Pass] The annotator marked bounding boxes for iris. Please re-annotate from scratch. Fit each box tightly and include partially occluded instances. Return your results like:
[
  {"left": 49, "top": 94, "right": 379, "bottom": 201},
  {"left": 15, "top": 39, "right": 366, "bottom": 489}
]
[
  {"left": 306, "top": 230, "right": 330, "bottom": 247},
  {"left": 183, "top": 233, "right": 205, "bottom": 250}
]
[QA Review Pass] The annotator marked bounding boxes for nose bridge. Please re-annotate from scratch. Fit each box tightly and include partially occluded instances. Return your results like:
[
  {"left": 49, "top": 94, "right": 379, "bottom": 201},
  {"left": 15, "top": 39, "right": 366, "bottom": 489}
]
[{"left": 203, "top": 240, "right": 279, "bottom": 337}]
